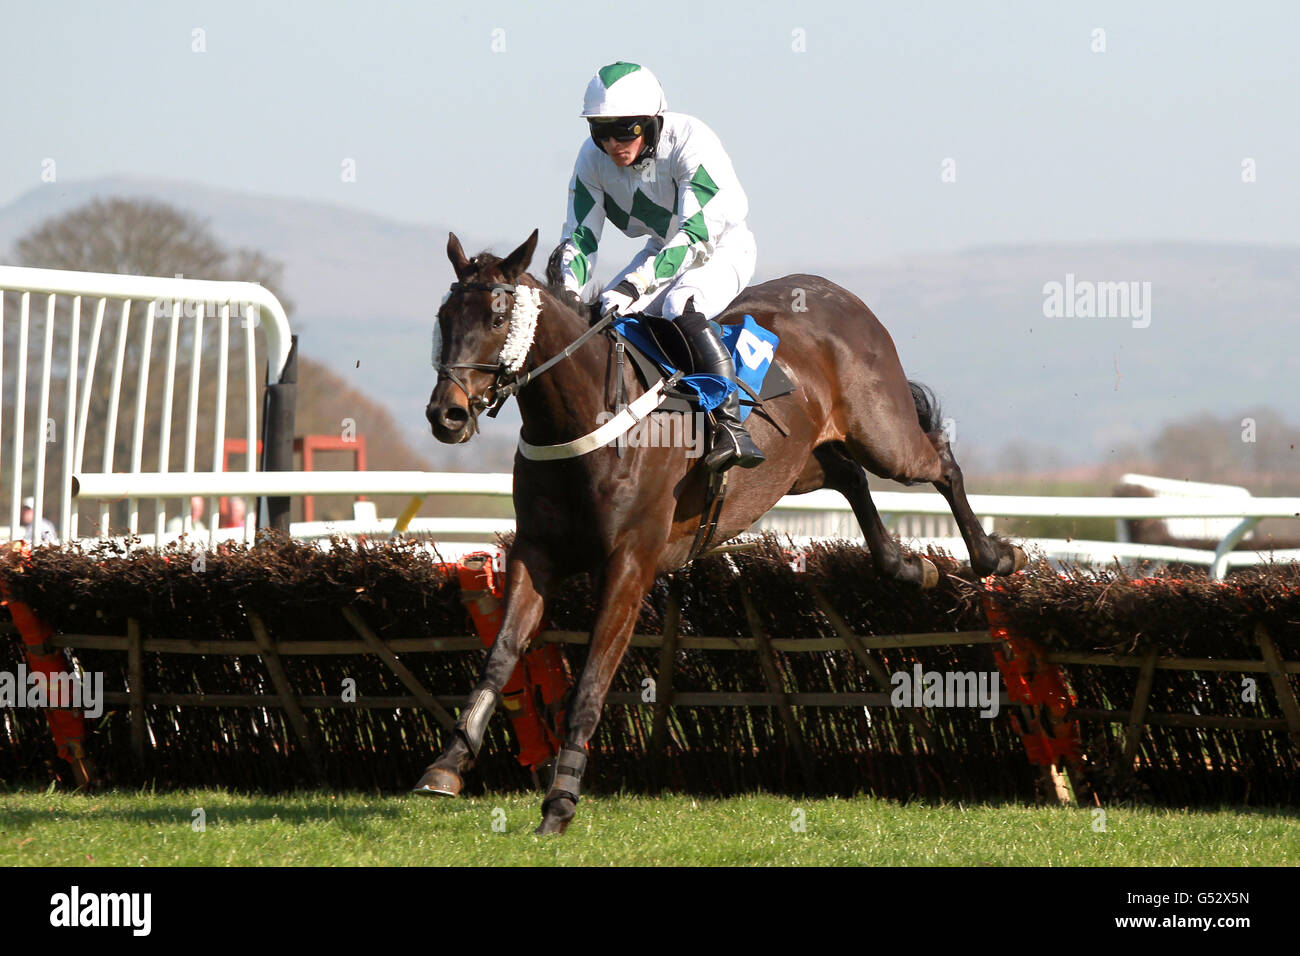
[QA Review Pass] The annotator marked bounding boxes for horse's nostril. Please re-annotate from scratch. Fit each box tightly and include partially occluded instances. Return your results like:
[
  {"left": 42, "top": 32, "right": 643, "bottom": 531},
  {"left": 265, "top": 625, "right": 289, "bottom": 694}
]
[{"left": 441, "top": 405, "right": 470, "bottom": 428}]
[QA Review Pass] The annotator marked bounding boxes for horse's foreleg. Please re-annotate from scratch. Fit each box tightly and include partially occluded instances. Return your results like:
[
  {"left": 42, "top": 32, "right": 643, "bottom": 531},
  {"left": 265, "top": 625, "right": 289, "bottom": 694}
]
[
  {"left": 928, "top": 438, "right": 1025, "bottom": 577},
  {"left": 412, "top": 543, "right": 553, "bottom": 797},
  {"left": 814, "top": 443, "right": 937, "bottom": 588},
  {"left": 535, "top": 550, "right": 657, "bottom": 835}
]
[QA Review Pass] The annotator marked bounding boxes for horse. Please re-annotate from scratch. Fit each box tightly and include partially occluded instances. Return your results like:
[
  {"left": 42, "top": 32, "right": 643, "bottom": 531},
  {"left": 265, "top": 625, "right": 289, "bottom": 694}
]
[{"left": 417, "top": 228, "right": 1025, "bottom": 834}]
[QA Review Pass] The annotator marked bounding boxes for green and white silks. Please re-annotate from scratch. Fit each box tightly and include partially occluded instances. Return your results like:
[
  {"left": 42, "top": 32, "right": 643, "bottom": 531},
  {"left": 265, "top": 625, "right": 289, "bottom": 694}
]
[{"left": 559, "top": 111, "right": 755, "bottom": 320}]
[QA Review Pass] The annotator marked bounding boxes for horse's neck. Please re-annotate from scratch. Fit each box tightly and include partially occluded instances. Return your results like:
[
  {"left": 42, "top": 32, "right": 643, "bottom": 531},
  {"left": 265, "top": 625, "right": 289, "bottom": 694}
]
[{"left": 515, "top": 285, "right": 609, "bottom": 448}]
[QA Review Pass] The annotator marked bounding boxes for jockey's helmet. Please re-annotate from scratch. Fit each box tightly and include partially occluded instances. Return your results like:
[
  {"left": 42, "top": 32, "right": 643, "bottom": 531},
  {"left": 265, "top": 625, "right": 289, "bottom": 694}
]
[{"left": 581, "top": 62, "right": 666, "bottom": 160}]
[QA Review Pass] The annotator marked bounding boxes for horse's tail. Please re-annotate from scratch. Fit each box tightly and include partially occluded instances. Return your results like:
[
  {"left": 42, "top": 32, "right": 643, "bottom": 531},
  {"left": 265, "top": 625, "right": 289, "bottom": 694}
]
[{"left": 908, "top": 381, "right": 943, "bottom": 436}]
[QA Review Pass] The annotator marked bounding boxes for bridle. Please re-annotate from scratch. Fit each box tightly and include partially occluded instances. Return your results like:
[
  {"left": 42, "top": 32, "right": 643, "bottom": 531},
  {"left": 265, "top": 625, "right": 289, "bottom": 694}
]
[
  {"left": 434, "top": 278, "right": 616, "bottom": 423},
  {"left": 434, "top": 280, "right": 520, "bottom": 421}
]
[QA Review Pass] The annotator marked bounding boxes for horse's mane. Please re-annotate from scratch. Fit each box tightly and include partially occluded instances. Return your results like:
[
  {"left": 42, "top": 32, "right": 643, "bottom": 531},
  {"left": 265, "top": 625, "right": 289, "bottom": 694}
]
[{"left": 544, "top": 239, "right": 567, "bottom": 291}]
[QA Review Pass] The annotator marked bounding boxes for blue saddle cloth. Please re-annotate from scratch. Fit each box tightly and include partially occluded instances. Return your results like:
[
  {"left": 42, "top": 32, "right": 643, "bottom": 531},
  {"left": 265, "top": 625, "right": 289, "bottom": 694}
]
[{"left": 610, "top": 313, "right": 779, "bottom": 421}]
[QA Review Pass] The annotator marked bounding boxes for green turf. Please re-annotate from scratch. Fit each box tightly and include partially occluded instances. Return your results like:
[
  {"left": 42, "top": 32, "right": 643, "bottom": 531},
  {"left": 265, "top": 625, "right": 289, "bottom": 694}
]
[{"left": 2, "top": 788, "right": 1296, "bottom": 866}]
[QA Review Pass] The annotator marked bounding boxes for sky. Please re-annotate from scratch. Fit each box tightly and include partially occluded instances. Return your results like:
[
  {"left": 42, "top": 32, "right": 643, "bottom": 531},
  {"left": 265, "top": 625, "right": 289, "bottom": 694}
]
[{"left": 4, "top": 0, "right": 1298, "bottom": 270}]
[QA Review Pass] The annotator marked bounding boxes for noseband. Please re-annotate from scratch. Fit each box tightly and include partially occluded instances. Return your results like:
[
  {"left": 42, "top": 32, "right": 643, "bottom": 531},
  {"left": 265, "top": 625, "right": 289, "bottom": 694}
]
[{"left": 434, "top": 278, "right": 616, "bottom": 422}]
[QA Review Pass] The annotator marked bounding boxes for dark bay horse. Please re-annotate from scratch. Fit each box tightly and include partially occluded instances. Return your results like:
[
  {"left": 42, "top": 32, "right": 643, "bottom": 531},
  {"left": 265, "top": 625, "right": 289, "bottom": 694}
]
[{"left": 418, "top": 228, "right": 1024, "bottom": 834}]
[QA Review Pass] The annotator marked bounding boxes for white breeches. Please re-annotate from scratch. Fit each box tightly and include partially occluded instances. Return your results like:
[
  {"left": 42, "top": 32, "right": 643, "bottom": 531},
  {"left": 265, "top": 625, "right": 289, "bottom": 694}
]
[{"left": 603, "top": 224, "right": 757, "bottom": 321}]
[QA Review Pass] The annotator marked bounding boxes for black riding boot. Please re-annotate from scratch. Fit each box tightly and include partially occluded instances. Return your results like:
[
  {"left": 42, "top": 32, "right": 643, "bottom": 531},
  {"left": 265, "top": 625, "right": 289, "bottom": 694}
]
[{"left": 675, "top": 306, "right": 765, "bottom": 471}]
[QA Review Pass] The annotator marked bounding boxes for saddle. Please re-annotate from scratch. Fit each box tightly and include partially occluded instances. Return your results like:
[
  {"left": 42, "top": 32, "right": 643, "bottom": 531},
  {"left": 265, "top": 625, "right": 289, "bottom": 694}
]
[{"left": 610, "top": 313, "right": 796, "bottom": 422}]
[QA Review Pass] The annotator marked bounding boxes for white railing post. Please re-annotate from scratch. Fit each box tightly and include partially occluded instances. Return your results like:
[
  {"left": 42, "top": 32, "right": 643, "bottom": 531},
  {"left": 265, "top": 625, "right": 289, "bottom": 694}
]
[
  {"left": 10, "top": 293, "right": 30, "bottom": 539},
  {"left": 33, "top": 293, "right": 55, "bottom": 539},
  {"left": 1210, "top": 517, "right": 1261, "bottom": 581},
  {"left": 60, "top": 296, "right": 80, "bottom": 540}
]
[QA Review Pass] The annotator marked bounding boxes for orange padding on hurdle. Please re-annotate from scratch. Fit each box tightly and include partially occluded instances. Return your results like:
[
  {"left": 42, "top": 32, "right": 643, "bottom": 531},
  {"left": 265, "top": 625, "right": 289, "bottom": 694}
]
[
  {"left": 0, "top": 558, "right": 89, "bottom": 768},
  {"left": 447, "top": 553, "right": 571, "bottom": 771},
  {"left": 984, "top": 586, "right": 1081, "bottom": 767}
]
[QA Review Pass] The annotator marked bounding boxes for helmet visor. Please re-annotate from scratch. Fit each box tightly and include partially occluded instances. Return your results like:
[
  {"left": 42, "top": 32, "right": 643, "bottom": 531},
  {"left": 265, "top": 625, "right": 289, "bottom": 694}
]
[{"left": 588, "top": 116, "right": 647, "bottom": 143}]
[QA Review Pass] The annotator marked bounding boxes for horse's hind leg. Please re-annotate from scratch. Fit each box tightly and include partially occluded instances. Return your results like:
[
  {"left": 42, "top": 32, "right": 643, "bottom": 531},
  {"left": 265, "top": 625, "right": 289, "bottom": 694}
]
[
  {"left": 814, "top": 443, "right": 937, "bottom": 589},
  {"left": 840, "top": 380, "right": 1022, "bottom": 578},
  {"left": 412, "top": 540, "right": 553, "bottom": 796},
  {"left": 927, "top": 435, "right": 1025, "bottom": 577},
  {"left": 535, "top": 546, "right": 659, "bottom": 835}
]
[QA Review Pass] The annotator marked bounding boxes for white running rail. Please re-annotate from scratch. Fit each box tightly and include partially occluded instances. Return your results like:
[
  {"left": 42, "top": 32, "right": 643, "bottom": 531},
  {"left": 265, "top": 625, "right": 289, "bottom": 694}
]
[{"left": 69, "top": 471, "right": 1300, "bottom": 580}]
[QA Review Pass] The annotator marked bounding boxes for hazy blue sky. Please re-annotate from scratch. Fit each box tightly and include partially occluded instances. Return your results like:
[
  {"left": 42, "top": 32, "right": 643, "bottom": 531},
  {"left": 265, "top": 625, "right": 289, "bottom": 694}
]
[{"left": 5, "top": 1, "right": 1297, "bottom": 268}]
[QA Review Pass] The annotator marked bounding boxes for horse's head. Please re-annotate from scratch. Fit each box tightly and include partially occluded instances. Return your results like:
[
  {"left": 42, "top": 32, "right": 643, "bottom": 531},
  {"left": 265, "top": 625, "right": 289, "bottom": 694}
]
[{"left": 426, "top": 228, "right": 539, "bottom": 443}]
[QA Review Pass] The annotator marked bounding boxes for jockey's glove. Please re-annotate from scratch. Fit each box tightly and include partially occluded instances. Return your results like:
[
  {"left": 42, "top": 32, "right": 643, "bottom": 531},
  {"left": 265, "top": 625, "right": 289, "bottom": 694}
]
[{"left": 599, "top": 279, "right": 641, "bottom": 318}]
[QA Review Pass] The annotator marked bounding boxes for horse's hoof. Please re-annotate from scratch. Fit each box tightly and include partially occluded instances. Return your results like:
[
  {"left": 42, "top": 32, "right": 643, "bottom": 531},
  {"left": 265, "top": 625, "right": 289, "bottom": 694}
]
[
  {"left": 412, "top": 766, "right": 462, "bottom": 797},
  {"left": 1011, "top": 545, "right": 1027, "bottom": 573},
  {"left": 534, "top": 816, "right": 571, "bottom": 836},
  {"left": 534, "top": 795, "right": 576, "bottom": 835},
  {"left": 919, "top": 556, "right": 939, "bottom": 590}
]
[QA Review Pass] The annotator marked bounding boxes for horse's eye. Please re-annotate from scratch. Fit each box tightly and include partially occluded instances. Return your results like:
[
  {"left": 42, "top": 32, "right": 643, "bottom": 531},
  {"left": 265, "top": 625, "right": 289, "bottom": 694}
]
[{"left": 492, "top": 314, "right": 508, "bottom": 329}]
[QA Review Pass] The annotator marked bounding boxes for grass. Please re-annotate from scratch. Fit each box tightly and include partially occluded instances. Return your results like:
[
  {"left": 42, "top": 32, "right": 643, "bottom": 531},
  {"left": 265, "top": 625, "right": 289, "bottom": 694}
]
[{"left": 1, "top": 788, "right": 1297, "bottom": 866}]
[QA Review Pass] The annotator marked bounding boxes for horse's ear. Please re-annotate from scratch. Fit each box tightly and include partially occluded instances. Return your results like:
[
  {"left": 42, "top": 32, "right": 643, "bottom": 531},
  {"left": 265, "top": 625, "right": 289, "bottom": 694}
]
[
  {"left": 499, "top": 228, "right": 539, "bottom": 282},
  {"left": 447, "top": 232, "right": 471, "bottom": 279}
]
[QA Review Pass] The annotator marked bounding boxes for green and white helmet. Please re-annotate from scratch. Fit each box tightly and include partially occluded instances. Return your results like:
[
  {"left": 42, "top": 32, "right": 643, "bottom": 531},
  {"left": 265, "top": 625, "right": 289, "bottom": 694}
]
[{"left": 580, "top": 62, "right": 667, "bottom": 118}]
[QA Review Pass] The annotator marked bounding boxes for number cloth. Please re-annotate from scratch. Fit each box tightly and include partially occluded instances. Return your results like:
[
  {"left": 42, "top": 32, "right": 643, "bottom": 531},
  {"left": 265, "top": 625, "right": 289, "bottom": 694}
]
[{"left": 611, "top": 312, "right": 778, "bottom": 420}]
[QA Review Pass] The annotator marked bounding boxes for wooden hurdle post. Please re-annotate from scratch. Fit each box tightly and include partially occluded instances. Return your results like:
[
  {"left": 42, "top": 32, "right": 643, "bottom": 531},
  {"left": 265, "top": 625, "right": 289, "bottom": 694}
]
[
  {"left": 247, "top": 610, "right": 325, "bottom": 785},
  {"left": 1255, "top": 622, "right": 1300, "bottom": 749},
  {"left": 740, "top": 589, "right": 818, "bottom": 794},
  {"left": 341, "top": 605, "right": 456, "bottom": 731}
]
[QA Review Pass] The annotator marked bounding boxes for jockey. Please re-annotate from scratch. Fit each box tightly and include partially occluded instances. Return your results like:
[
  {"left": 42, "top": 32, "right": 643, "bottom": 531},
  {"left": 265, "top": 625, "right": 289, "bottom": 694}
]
[{"left": 557, "top": 61, "right": 764, "bottom": 471}]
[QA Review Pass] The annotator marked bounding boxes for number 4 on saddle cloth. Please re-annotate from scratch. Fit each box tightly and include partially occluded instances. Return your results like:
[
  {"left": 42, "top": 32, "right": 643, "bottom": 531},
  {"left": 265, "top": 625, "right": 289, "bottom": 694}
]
[{"left": 610, "top": 312, "right": 795, "bottom": 421}]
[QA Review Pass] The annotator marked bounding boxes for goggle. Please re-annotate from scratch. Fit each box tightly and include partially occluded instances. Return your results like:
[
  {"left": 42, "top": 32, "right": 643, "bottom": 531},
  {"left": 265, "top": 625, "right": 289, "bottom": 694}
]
[{"left": 588, "top": 117, "right": 646, "bottom": 143}]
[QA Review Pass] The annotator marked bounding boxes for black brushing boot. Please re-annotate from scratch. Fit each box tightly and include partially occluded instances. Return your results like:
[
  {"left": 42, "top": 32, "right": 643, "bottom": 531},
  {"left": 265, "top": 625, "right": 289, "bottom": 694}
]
[{"left": 675, "top": 303, "right": 765, "bottom": 471}]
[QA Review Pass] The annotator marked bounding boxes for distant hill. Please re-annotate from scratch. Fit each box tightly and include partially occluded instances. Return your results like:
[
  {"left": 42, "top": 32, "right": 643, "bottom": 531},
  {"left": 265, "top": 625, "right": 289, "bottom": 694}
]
[{"left": 4, "top": 178, "right": 1298, "bottom": 475}]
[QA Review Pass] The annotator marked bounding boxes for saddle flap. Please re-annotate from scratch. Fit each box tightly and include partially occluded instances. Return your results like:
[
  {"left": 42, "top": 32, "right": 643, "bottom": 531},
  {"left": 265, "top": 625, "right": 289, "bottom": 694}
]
[{"left": 638, "top": 314, "right": 696, "bottom": 373}]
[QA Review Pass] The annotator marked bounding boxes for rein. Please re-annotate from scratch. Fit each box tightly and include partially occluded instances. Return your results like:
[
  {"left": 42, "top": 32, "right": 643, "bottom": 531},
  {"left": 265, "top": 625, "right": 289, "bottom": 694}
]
[{"left": 487, "top": 310, "right": 615, "bottom": 418}]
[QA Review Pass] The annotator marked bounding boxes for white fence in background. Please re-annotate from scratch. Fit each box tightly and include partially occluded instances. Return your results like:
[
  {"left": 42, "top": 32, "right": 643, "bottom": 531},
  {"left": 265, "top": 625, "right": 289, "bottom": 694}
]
[
  {"left": 0, "top": 266, "right": 293, "bottom": 547},
  {"left": 68, "top": 470, "right": 1300, "bottom": 580},
  {"left": 758, "top": 507, "right": 988, "bottom": 540},
  {"left": 1117, "top": 472, "right": 1254, "bottom": 542}
]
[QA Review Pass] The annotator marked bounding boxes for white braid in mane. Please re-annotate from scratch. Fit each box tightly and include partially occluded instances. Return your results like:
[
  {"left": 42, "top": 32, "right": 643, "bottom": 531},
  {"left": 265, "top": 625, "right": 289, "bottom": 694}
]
[
  {"left": 499, "top": 285, "right": 542, "bottom": 373},
  {"left": 430, "top": 284, "right": 541, "bottom": 373}
]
